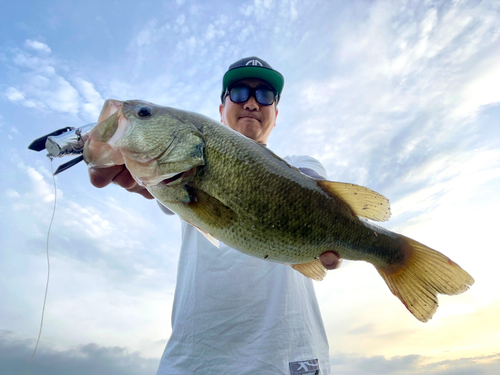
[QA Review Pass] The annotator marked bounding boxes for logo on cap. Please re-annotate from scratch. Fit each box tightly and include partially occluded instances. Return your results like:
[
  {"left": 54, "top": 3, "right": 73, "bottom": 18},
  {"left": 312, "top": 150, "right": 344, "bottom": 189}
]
[{"left": 245, "top": 59, "right": 263, "bottom": 67}]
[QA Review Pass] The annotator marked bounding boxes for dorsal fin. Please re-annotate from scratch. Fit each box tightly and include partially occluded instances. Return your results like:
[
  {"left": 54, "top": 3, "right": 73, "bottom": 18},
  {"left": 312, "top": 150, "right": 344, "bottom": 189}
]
[{"left": 317, "top": 180, "right": 391, "bottom": 222}]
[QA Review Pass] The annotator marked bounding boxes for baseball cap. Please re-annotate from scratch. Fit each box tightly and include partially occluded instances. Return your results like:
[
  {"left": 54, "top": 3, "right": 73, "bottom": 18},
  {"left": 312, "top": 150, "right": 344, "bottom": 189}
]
[{"left": 221, "top": 56, "right": 285, "bottom": 102}]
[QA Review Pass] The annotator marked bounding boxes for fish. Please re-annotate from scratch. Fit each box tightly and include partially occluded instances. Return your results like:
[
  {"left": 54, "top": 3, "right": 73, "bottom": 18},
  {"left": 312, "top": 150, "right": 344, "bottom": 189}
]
[{"left": 84, "top": 99, "right": 474, "bottom": 322}]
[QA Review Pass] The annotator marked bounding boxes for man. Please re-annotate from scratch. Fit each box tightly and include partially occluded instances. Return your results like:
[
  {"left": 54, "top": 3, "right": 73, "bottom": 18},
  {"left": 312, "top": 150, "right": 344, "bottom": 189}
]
[{"left": 89, "top": 57, "right": 341, "bottom": 374}]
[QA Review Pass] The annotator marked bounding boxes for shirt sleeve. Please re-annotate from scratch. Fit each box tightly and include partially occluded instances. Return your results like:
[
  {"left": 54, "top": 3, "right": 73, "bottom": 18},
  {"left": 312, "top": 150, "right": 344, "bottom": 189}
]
[{"left": 283, "top": 154, "right": 328, "bottom": 179}]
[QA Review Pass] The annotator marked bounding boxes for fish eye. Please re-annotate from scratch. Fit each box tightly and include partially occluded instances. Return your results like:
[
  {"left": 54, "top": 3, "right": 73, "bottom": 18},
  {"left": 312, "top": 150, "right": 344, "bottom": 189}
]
[{"left": 137, "top": 105, "right": 153, "bottom": 118}]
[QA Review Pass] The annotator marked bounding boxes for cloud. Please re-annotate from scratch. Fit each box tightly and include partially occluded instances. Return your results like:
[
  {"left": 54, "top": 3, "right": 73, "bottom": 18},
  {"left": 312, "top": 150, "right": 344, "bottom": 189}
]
[
  {"left": 240, "top": 0, "right": 298, "bottom": 21},
  {"left": 26, "top": 160, "right": 179, "bottom": 273},
  {"left": 4, "top": 41, "right": 104, "bottom": 118},
  {"left": 235, "top": 23, "right": 256, "bottom": 43},
  {"left": 205, "top": 23, "right": 225, "bottom": 41},
  {"left": 5, "top": 87, "right": 26, "bottom": 101},
  {"left": 329, "top": 352, "right": 500, "bottom": 375},
  {"left": 454, "top": 63, "right": 500, "bottom": 118},
  {"left": 270, "top": 0, "right": 500, "bottom": 194},
  {"left": 176, "top": 14, "right": 185, "bottom": 26},
  {"left": 45, "top": 76, "right": 80, "bottom": 114},
  {"left": 176, "top": 35, "right": 198, "bottom": 55},
  {"left": 133, "top": 19, "right": 162, "bottom": 48},
  {"left": 424, "top": 353, "right": 500, "bottom": 375},
  {"left": 24, "top": 166, "right": 61, "bottom": 203},
  {"left": 284, "top": 0, "right": 299, "bottom": 21},
  {"left": 24, "top": 39, "right": 52, "bottom": 54},
  {"left": 1, "top": 160, "right": 179, "bottom": 358},
  {"left": 391, "top": 147, "right": 500, "bottom": 217},
  {"left": 5, "top": 189, "right": 20, "bottom": 199},
  {"left": 73, "top": 78, "right": 104, "bottom": 119},
  {"left": 0, "top": 332, "right": 158, "bottom": 375}
]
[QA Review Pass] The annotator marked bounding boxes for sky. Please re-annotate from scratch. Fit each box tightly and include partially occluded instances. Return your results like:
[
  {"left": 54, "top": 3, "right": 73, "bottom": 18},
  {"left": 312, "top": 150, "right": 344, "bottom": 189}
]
[{"left": 1, "top": 0, "right": 499, "bottom": 374}]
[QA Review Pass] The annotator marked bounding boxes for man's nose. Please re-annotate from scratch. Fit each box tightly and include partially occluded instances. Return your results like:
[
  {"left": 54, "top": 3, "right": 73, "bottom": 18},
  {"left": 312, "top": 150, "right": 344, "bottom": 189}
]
[{"left": 243, "top": 96, "right": 259, "bottom": 111}]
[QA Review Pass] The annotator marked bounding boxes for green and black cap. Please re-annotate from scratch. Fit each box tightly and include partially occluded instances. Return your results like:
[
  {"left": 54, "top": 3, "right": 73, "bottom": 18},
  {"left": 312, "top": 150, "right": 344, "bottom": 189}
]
[{"left": 221, "top": 56, "right": 284, "bottom": 103}]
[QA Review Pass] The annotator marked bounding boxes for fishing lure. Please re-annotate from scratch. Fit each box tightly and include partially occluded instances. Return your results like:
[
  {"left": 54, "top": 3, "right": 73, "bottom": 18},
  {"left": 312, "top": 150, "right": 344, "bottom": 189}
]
[{"left": 28, "top": 122, "right": 96, "bottom": 174}]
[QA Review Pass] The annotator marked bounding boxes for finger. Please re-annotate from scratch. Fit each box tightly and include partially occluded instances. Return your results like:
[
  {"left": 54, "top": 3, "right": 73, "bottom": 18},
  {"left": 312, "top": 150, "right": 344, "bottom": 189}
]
[
  {"left": 89, "top": 165, "right": 125, "bottom": 188},
  {"left": 126, "top": 184, "right": 155, "bottom": 199},
  {"left": 110, "top": 167, "right": 154, "bottom": 198},
  {"left": 112, "top": 167, "right": 138, "bottom": 189},
  {"left": 320, "top": 251, "right": 343, "bottom": 270},
  {"left": 89, "top": 164, "right": 154, "bottom": 199}
]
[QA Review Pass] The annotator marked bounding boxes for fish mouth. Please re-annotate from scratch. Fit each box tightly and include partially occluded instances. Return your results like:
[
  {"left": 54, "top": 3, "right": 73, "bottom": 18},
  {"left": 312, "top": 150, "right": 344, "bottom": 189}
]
[
  {"left": 133, "top": 170, "right": 188, "bottom": 188},
  {"left": 158, "top": 166, "right": 198, "bottom": 186},
  {"left": 160, "top": 171, "right": 186, "bottom": 185}
]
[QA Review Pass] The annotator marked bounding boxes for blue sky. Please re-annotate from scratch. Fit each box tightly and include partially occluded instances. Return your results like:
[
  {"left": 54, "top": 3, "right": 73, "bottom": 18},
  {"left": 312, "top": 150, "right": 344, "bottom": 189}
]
[{"left": 1, "top": 0, "right": 500, "bottom": 374}]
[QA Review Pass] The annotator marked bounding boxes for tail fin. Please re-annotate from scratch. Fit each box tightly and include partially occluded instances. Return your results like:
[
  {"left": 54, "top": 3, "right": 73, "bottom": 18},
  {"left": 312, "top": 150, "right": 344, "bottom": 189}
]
[{"left": 376, "top": 236, "right": 474, "bottom": 322}]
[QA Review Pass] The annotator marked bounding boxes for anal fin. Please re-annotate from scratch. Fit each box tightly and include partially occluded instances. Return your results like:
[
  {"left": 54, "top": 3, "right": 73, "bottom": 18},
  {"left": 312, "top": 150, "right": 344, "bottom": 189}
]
[
  {"left": 195, "top": 226, "right": 220, "bottom": 248},
  {"left": 182, "top": 218, "right": 221, "bottom": 248},
  {"left": 290, "top": 259, "right": 327, "bottom": 281}
]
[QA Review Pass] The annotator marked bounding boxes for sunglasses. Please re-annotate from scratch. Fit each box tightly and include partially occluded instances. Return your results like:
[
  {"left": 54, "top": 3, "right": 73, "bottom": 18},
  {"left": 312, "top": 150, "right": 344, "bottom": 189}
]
[{"left": 224, "top": 85, "right": 278, "bottom": 106}]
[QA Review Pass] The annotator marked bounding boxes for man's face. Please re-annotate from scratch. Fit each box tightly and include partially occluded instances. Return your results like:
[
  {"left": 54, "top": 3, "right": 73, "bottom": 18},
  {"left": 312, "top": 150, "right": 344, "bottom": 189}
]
[{"left": 219, "top": 78, "right": 278, "bottom": 144}]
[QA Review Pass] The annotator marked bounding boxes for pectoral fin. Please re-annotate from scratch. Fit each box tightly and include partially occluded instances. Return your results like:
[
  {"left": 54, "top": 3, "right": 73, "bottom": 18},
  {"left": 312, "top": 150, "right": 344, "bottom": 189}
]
[
  {"left": 317, "top": 180, "right": 391, "bottom": 222},
  {"left": 187, "top": 187, "right": 237, "bottom": 229}
]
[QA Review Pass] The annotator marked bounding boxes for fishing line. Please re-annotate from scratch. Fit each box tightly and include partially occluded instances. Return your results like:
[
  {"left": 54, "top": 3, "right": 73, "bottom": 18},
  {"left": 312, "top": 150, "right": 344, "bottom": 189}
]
[{"left": 25, "top": 158, "right": 56, "bottom": 375}]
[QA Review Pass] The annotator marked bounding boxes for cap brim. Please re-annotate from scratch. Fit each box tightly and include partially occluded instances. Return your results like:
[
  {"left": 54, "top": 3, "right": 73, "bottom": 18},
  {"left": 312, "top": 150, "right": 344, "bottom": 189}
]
[{"left": 222, "top": 67, "right": 284, "bottom": 98}]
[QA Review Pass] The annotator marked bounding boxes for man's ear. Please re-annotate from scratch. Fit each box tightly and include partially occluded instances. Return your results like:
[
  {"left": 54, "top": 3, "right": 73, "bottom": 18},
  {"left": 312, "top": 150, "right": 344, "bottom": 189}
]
[
  {"left": 274, "top": 107, "right": 279, "bottom": 127},
  {"left": 219, "top": 103, "right": 224, "bottom": 123}
]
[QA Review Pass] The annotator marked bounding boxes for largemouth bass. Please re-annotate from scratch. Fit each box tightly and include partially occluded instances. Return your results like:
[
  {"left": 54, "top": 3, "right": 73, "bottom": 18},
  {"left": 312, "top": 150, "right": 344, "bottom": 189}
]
[{"left": 84, "top": 99, "right": 474, "bottom": 322}]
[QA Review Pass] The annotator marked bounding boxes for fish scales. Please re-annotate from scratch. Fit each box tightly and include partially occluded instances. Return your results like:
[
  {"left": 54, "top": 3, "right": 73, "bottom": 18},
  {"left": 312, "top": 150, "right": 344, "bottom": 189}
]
[{"left": 84, "top": 99, "right": 474, "bottom": 322}]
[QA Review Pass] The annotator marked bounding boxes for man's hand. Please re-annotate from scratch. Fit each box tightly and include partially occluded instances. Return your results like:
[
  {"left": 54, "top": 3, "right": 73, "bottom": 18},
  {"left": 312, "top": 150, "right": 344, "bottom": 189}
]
[
  {"left": 320, "top": 251, "right": 342, "bottom": 270},
  {"left": 88, "top": 165, "right": 155, "bottom": 199}
]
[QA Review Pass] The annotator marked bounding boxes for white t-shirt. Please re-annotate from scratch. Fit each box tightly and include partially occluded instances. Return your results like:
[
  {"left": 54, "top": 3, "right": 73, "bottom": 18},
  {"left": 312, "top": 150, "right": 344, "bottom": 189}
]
[{"left": 157, "top": 155, "right": 331, "bottom": 375}]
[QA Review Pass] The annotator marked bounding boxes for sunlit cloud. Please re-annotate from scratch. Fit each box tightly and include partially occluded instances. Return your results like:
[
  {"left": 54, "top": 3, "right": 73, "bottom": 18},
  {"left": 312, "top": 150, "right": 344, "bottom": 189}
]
[{"left": 454, "top": 63, "right": 500, "bottom": 118}]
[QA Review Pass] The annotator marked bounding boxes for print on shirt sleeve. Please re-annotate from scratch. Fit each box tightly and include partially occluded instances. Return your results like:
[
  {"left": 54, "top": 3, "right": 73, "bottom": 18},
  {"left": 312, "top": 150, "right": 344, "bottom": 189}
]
[{"left": 289, "top": 359, "right": 320, "bottom": 375}]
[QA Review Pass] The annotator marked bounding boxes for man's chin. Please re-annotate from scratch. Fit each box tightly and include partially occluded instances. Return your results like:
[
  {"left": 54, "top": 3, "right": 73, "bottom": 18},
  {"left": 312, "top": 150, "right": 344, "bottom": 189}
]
[{"left": 235, "top": 123, "right": 260, "bottom": 140}]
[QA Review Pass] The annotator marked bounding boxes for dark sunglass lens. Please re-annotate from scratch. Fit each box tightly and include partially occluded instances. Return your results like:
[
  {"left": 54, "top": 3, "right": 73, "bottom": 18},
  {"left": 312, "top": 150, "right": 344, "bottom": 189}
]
[
  {"left": 229, "top": 86, "right": 250, "bottom": 103},
  {"left": 228, "top": 86, "right": 275, "bottom": 105},
  {"left": 255, "top": 89, "right": 275, "bottom": 105}
]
